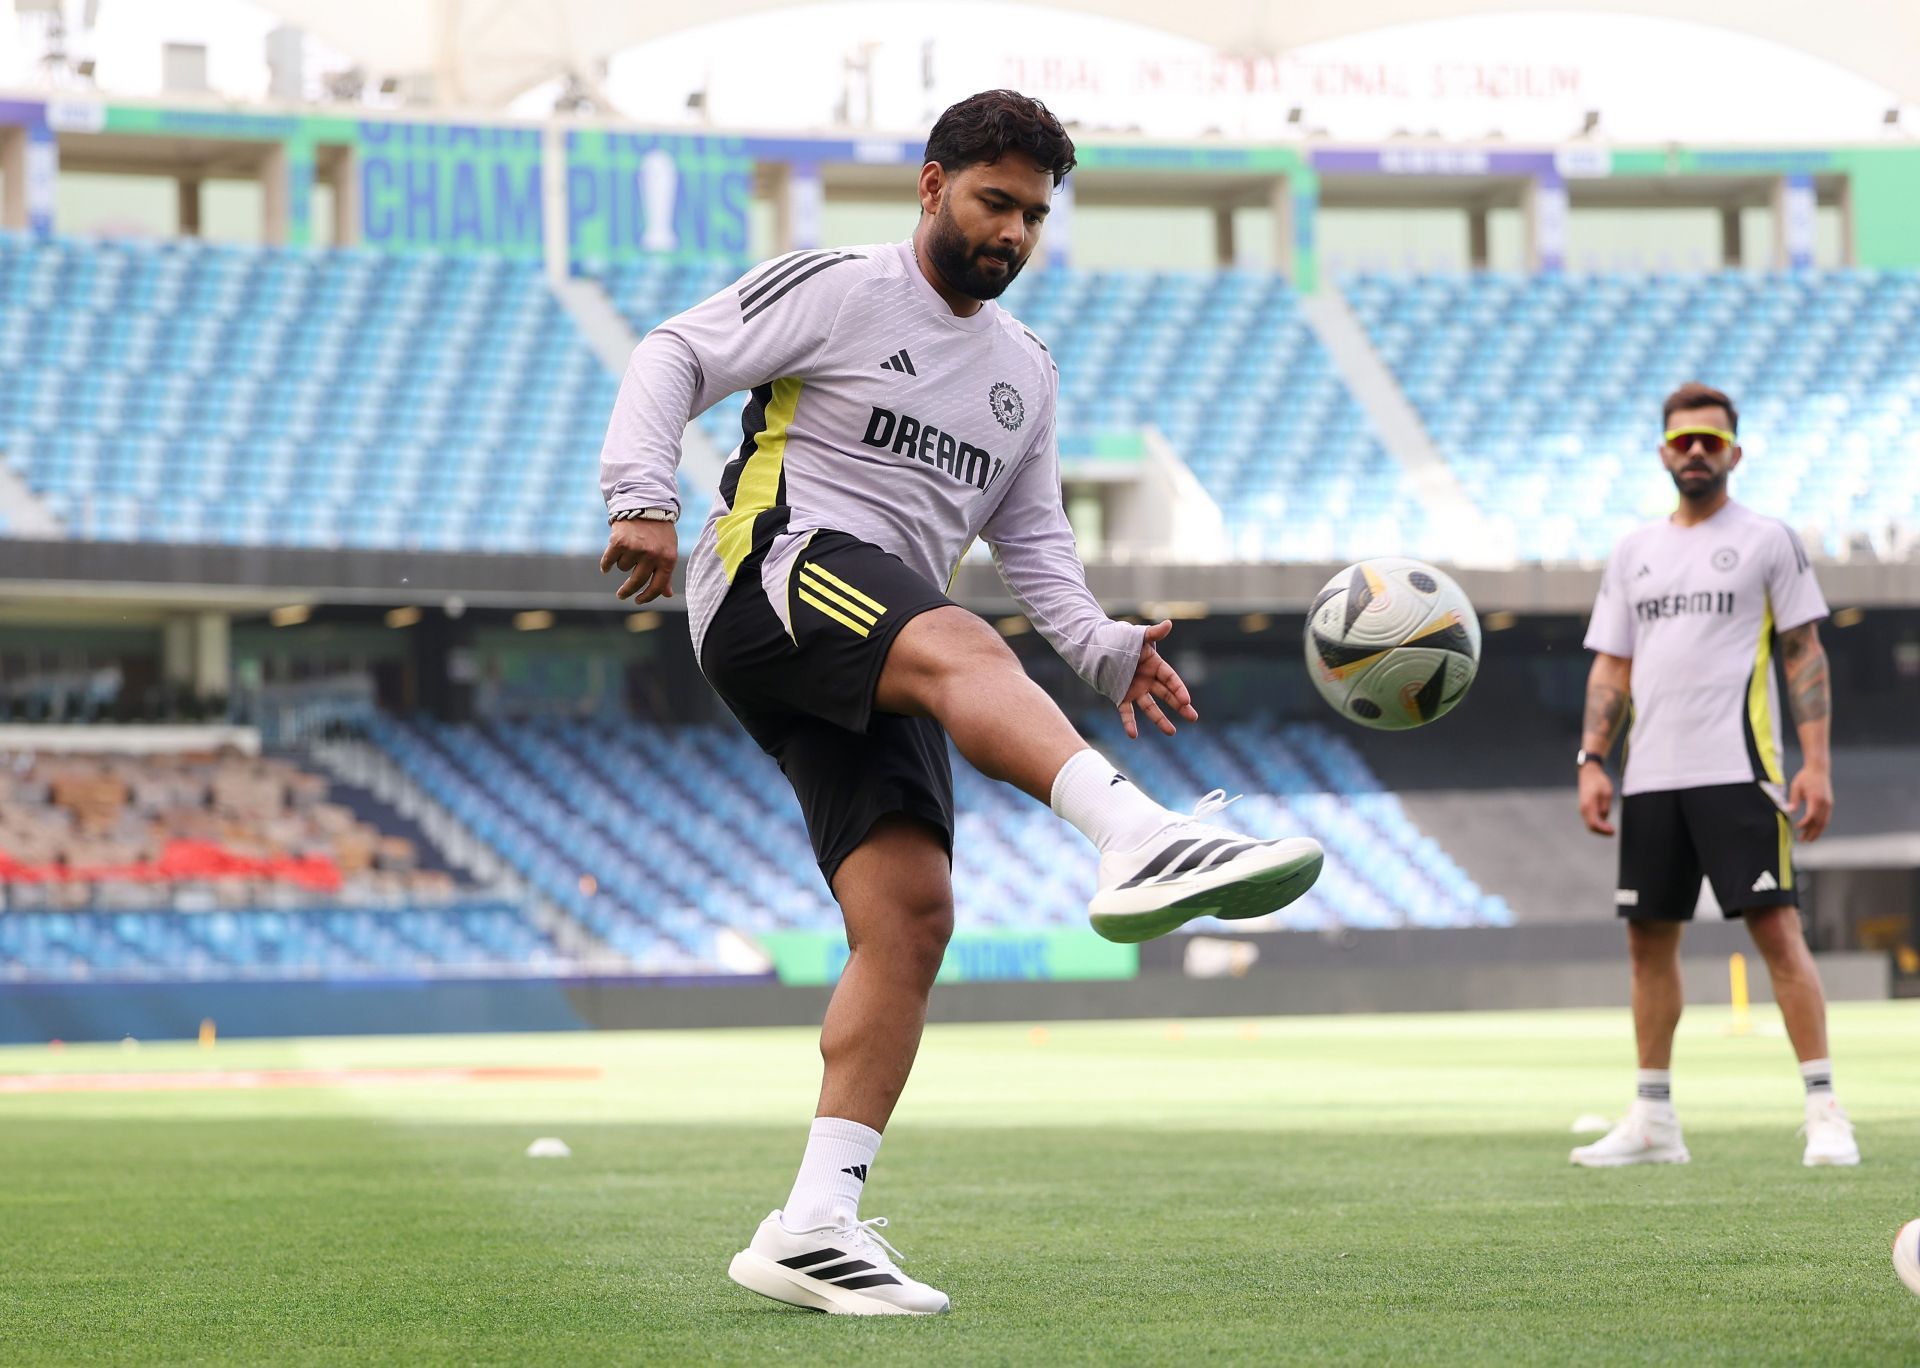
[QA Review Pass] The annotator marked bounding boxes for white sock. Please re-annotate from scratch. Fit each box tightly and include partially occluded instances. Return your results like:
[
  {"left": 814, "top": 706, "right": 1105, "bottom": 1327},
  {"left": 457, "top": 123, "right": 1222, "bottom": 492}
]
[
  {"left": 1049, "top": 748, "right": 1169, "bottom": 853},
  {"left": 1634, "top": 1068, "right": 1675, "bottom": 1118},
  {"left": 781, "top": 1117, "right": 881, "bottom": 1232},
  {"left": 1800, "top": 1057, "right": 1835, "bottom": 1103}
]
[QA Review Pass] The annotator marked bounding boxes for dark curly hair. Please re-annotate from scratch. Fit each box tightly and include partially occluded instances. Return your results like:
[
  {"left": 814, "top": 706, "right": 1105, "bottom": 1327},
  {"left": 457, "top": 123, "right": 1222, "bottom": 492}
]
[{"left": 924, "top": 89, "right": 1077, "bottom": 188}]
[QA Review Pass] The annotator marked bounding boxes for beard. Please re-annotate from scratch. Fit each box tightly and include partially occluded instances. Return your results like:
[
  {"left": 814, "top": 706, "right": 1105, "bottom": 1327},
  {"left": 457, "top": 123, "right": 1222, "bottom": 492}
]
[
  {"left": 924, "top": 205, "right": 1024, "bottom": 300},
  {"left": 1670, "top": 464, "right": 1728, "bottom": 502}
]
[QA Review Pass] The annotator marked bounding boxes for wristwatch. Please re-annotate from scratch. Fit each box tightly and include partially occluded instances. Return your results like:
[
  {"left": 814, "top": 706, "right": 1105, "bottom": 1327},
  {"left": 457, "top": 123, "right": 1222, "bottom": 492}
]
[
  {"left": 609, "top": 507, "right": 678, "bottom": 525},
  {"left": 1575, "top": 748, "right": 1604, "bottom": 769}
]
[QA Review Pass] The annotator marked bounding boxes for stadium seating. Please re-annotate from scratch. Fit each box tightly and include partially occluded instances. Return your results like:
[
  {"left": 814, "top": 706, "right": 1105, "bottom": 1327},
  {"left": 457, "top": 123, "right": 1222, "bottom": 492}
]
[
  {"left": 0, "top": 743, "right": 566, "bottom": 980},
  {"left": 0, "top": 747, "right": 456, "bottom": 910},
  {"left": 590, "top": 259, "right": 1442, "bottom": 562},
  {"left": 0, "top": 899, "right": 560, "bottom": 982},
  {"left": 367, "top": 715, "right": 1511, "bottom": 961},
  {"left": 0, "top": 715, "right": 1508, "bottom": 980},
  {"left": 1342, "top": 270, "right": 1920, "bottom": 561},
  {"left": 12, "top": 232, "right": 1914, "bottom": 565},
  {"left": 0, "top": 232, "right": 617, "bottom": 554}
]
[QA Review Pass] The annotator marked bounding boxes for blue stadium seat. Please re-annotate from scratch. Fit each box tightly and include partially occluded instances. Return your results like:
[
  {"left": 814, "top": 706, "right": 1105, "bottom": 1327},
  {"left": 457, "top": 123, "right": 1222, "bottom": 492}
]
[
  {"left": 1341, "top": 270, "right": 1920, "bottom": 561},
  {"left": 0, "top": 233, "right": 615, "bottom": 556}
]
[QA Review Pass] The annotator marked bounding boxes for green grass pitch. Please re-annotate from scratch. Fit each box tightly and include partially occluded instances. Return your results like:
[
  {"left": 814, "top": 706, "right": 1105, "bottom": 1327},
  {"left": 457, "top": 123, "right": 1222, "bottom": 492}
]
[{"left": 1, "top": 1004, "right": 1917, "bottom": 1364}]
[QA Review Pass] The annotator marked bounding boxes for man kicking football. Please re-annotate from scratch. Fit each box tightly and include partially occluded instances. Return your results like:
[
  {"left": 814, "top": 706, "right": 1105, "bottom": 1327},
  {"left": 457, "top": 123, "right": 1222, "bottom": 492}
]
[{"left": 598, "top": 89, "right": 1324, "bottom": 1315}]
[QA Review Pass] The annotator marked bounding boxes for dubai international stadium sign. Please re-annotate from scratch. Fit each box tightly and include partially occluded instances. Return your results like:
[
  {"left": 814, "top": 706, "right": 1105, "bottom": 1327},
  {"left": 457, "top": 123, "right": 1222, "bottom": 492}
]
[{"left": 756, "top": 929, "right": 1138, "bottom": 986}]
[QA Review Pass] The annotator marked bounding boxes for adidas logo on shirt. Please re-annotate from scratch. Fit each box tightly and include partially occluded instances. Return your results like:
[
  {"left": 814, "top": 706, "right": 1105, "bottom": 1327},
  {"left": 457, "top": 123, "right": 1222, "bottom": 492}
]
[
  {"left": 839, "top": 1164, "right": 868, "bottom": 1182},
  {"left": 1751, "top": 870, "right": 1779, "bottom": 893},
  {"left": 879, "top": 349, "right": 917, "bottom": 375}
]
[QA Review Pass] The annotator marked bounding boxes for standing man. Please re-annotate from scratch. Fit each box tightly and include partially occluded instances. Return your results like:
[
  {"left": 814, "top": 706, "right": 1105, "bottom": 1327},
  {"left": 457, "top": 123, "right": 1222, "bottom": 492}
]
[
  {"left": 1571, "top": 382, "right": 1856, "bottom": 1169},
  {"left": 598, "top": 90, "right": 1324, "bottom": 1314}
]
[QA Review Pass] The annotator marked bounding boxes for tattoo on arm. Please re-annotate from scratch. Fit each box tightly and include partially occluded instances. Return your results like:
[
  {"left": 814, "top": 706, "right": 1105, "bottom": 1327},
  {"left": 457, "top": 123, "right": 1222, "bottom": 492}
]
[
  {"left": 1779, "top": 624, "right": 1831, "bottom": 724},
  {"left": 1582, "top": 683, "right": 1628, "bottom": 752}
]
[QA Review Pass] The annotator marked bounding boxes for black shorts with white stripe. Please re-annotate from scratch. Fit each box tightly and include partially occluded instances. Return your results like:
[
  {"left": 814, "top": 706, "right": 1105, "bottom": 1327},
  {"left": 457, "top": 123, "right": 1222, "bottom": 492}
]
[{"left": 1616, "top": 782, "right": 1798, "bottom": 921}]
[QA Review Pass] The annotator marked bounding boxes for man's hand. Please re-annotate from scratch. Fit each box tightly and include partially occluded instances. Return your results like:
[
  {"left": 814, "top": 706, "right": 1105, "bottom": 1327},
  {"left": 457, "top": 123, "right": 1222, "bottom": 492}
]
[
  {"left": 1119, "top": 619, "right": 1199, "bottom": 739},
  {"left": 1578, "top": 763, "right": 1616, "bottom": 837},
  {"left": 600, "top": 518, "right": 678, "bottom": 603},
  {"left": 1788, "top": 765, "right": 1833, "bottom": 842}
]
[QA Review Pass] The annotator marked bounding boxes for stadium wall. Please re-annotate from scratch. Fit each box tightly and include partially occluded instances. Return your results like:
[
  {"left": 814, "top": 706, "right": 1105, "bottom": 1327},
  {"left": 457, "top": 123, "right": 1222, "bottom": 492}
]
[
  {"left": 0, "top": 937, "right": 1886, "bottom": 1045},
  {"left": 7, "top": 94, "right": 1920, "bottom": 273}
]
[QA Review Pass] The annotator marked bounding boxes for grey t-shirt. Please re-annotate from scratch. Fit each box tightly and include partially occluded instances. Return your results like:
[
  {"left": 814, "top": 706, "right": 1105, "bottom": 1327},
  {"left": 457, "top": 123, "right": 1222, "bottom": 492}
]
[
  {"left": 599, "top": 240, "right": 1145, "bottom": 703},
  {"left": 1584, "top": 500, "right": 1828, "bottom": 796}
]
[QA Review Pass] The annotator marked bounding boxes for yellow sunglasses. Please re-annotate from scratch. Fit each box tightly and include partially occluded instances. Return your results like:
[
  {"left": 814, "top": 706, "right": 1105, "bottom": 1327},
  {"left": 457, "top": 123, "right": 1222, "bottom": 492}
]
[{"left": 1663, "top": 426, "right": 1736, "bottom": 455}]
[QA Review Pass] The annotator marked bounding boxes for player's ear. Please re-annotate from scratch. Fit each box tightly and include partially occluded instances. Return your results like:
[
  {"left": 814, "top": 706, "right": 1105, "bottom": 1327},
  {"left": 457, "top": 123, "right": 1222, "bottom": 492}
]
[{"left": 918, "top": 161, "right": 945, "bottom": 216}]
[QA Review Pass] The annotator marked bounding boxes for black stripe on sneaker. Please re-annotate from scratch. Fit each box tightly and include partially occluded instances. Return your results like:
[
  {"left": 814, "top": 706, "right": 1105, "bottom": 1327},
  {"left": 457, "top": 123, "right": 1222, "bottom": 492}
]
[
  {"left": 832, "top": 1273, "right": 904, "bottom": 1290},
  {"left": 1193, "top": 840, "right": 1259, "bottom": 873},
  {"left": 806, "top": 1260, "right": 876, "bottom": 1281},
  {"left": 1156, "top": 838, "right": 1234, "bottom": 880},
  {"left": 1118, "top": 838, "right": 1199, "bottom": 889},
  {"left": 777, "top": 1248, "right": 844, "bottom": 1270}
]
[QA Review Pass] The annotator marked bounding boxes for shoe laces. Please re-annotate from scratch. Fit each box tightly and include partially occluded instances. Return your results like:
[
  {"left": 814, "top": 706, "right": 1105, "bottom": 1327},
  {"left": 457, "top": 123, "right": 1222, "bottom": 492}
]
[
  {"left": 825, "top": 1215, "right": 905, "bottom": 1265},
  {"left": 1192, "top": 788, "right": 1242, "bottom": 819},
  {"left": 1799, "top": 1104, "right": 1853, "bottom": 1140}
]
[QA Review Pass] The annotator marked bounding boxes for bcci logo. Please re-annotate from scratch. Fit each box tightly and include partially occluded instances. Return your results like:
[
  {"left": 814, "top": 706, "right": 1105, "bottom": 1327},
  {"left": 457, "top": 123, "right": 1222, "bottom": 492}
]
[
  {"left": 1712, "top": 547, "right": 1740, "bottom": 572},
  {"left": 988, "top": 381, "right": 1024, "bottom": 432}
]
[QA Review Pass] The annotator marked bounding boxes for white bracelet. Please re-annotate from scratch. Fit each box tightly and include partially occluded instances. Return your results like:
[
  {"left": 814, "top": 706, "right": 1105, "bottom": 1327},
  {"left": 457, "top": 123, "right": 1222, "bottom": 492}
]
[{"left": 609, "top": 507, "right": 678, "bottom": 525}]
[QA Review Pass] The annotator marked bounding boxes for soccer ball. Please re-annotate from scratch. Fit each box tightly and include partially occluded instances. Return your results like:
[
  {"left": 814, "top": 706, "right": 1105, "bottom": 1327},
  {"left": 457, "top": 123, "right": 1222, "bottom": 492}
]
[
  {"left": 1303, "top": 557, "right": 1481, "bottom": 730},
  {"left": 1896, "top": 1218, "right": 1920, "bottom": 1297}
]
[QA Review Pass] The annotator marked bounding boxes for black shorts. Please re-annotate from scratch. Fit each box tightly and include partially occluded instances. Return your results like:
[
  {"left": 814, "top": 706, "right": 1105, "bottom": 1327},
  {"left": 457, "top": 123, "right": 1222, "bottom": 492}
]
[
  {"left": 698, "top": 529, "right": 955, "bottom": 886},
  {"left": 1616, "top": 782, "right": 1797, "bottom": 921}
]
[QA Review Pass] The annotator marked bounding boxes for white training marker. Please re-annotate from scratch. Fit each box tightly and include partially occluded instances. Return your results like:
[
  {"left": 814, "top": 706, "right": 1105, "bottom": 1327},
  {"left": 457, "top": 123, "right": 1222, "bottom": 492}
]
[
  {"left": 526, "top": 1137, "right": 572, "bottom": 1158},
  {"left": 1570, "top": 1114, "right": 1612, "bottom": 1134}
]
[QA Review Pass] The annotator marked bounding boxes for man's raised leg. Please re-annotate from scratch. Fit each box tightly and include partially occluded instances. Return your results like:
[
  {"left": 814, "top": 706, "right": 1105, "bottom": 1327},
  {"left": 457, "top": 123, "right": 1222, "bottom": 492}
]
[{"left": 874, "top": 605, "right": 1323, "bottom": 943}]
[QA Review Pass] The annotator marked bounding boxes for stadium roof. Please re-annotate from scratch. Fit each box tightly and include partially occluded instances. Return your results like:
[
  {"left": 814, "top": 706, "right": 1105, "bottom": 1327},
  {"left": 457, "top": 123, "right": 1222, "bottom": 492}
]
[{"left": 253, "top": 0, "right": 1920, "bottom": 111}]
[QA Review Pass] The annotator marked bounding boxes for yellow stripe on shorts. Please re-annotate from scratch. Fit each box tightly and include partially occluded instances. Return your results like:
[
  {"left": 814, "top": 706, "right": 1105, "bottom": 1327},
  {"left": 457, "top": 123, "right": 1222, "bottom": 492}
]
[{"left": 796, "top": 585, "right": 871, "bottom": 637}]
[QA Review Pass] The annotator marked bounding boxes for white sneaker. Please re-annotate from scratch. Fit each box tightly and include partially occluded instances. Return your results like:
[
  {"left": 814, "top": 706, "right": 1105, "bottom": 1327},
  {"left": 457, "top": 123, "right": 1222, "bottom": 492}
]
[
  {"left": 728, "top": 1210, "right": 950, "bottom": 1316},
  {"left": 1087, "top": 790, "right": 1324, "bottom": 944},
  {"left": 1801, "top": 1097, "right": 1861, "bottom": 1167},
  {"left": 1894, "top": 1218, "right": 1920, "bottom": 1297},
  {"left": 1570, "top": 1109, "right": 1691, "bottom": 1167}
]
